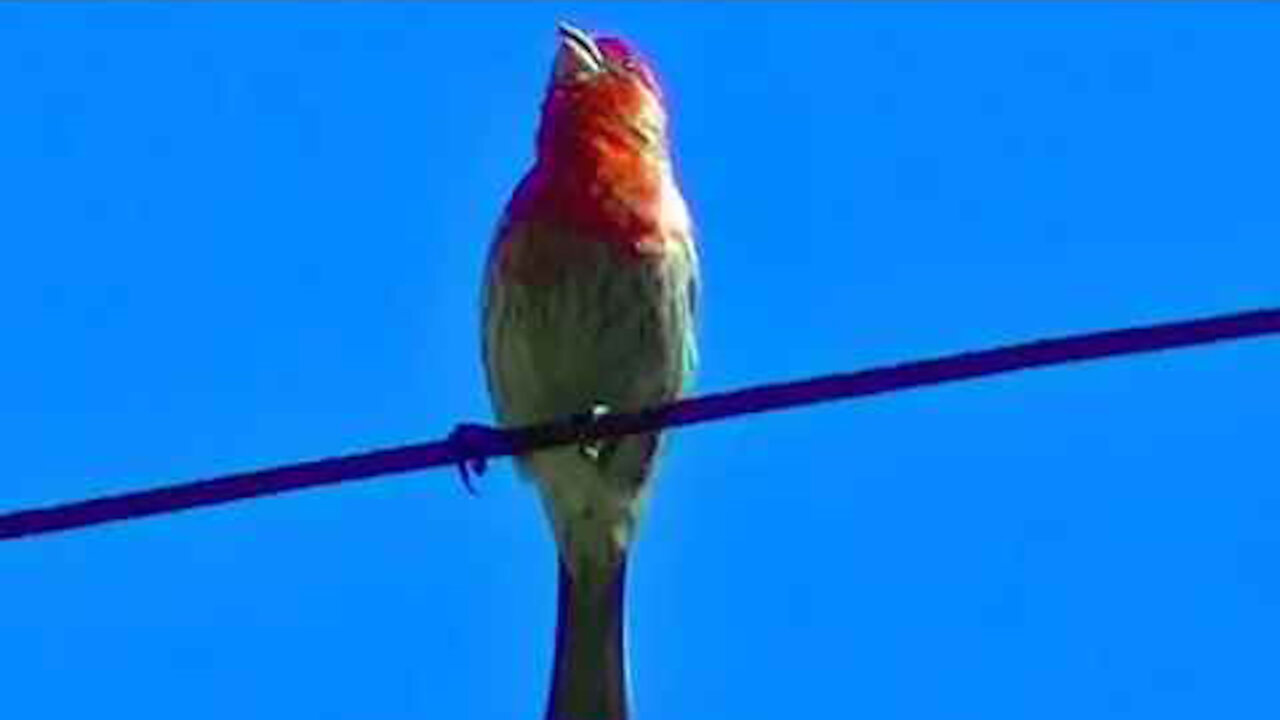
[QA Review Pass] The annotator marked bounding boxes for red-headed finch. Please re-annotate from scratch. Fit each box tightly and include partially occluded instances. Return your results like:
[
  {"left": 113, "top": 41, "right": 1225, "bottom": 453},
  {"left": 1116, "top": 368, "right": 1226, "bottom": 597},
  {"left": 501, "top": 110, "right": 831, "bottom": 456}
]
[{"left": 482, "top": 22, "right": 698, "bottom": 720}]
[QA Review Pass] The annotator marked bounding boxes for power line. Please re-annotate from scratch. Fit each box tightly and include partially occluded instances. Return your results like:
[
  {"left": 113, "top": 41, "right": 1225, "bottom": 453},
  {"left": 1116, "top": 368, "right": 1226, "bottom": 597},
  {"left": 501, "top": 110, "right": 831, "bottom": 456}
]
[{"left": 2, "top": 307, "right": 1277, "bottom": 542}]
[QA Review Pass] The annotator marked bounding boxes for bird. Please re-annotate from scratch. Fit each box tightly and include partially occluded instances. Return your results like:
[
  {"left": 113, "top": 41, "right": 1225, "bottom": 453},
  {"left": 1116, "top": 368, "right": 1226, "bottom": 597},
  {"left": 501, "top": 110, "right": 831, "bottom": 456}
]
[{"left": 481, "top": 21, "right": 698, "bottom": 720}]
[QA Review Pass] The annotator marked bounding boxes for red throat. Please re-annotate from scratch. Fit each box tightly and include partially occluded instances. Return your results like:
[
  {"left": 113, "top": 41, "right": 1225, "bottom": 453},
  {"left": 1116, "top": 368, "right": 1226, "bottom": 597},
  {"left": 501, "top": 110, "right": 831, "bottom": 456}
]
[
  {"left": 508, "top": 79, "right": 675, "bottom": 252},
  {"left": 495, "top": 34, "right": 689, "bottom": 287}
]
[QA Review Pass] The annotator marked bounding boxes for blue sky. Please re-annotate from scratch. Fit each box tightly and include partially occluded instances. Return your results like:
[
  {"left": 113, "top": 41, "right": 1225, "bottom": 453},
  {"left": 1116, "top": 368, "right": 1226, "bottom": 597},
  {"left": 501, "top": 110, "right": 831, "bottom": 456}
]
[{"left": 3, "top": 3, "right": 1278, "bottom": 718}]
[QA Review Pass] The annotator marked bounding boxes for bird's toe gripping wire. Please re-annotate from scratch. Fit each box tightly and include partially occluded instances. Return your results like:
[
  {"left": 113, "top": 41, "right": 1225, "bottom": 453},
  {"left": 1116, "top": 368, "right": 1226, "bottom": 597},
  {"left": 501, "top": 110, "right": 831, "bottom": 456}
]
[
  {"left": 574, "top": 403, "right": 613, "bottom": 464},
  {"left": 446, "top": 423, "right": 504, "bottom": 496}
]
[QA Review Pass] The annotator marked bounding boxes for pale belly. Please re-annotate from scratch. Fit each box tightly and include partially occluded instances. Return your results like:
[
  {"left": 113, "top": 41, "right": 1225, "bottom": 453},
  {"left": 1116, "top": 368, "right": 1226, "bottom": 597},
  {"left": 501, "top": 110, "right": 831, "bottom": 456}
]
[{"left": 482, "top": 228, "right": 696, "bottom": 580}]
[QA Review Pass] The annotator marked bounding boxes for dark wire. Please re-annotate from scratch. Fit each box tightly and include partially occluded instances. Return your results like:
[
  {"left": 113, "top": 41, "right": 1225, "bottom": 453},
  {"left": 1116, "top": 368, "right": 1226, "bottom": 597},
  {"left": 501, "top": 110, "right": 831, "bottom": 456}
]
[{"left": 2, "top": 307, "right": 1277, "bottom": 541}]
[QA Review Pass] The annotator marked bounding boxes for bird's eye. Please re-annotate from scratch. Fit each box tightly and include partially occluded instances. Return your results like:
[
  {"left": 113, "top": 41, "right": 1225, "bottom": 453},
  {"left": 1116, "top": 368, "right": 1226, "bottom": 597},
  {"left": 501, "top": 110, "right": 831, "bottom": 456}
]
[{"left": 621, "top": 58, "right": 638, "bottom": 71}]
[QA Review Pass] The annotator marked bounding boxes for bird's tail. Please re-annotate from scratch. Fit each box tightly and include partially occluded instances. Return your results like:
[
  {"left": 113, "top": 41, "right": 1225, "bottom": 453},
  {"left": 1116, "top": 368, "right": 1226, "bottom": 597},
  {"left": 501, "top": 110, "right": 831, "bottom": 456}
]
[{"left": 545, "top": 555, "right": 630, "bottom": 720}]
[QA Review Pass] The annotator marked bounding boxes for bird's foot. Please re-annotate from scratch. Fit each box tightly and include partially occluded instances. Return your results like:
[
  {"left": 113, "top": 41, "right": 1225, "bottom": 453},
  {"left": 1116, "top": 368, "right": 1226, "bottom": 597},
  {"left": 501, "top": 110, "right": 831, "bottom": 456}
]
[
  {"left": 573, "top": 404, "right": 612, "bottom": 463},
  {"left": 446, "top": 423, "right": 504, "bottom": 496}
]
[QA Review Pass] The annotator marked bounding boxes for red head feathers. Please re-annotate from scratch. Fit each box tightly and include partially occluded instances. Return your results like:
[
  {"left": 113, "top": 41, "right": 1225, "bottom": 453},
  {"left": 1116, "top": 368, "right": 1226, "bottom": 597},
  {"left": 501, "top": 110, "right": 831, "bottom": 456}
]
[{"left": 504, "top": 23, "right": 687, "bottom": 259}]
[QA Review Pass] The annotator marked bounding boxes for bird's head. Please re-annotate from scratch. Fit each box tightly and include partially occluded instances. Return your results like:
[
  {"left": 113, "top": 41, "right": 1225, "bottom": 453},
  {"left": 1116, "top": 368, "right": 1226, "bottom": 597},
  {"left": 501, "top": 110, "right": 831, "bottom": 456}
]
[{"left": 537, "top": 22, "right": 669, "bottom": 164}]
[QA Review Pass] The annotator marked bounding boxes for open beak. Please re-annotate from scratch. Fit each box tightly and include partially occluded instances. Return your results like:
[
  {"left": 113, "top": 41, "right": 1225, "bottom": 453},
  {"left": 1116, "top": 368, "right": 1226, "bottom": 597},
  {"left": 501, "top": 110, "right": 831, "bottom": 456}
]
[{"left": 557, "top": 21, "right": 605, "bottom": 75}]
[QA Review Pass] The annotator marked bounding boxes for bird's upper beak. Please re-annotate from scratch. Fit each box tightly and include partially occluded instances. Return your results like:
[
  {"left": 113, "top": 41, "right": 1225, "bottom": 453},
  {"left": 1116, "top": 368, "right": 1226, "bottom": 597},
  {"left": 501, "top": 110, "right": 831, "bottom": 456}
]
[{"left": 555, "top": 21, "right": 605, "bottom": 82}]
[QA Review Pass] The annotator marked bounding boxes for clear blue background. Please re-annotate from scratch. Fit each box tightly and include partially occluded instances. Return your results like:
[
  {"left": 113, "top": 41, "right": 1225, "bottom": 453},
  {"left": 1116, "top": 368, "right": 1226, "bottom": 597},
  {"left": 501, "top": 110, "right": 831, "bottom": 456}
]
[{"left": 3, "top": 4, "right": 1278, "bottom": 718}]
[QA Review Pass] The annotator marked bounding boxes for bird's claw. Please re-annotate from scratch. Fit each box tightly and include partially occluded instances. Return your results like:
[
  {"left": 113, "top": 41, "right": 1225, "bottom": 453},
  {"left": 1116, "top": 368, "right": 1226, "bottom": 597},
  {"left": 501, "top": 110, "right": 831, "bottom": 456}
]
[
  {"left": 447, "top": 423, "right": 501, "bottom": 496},
  {"left": 573, "top": 404, "right": 611, "bottom": 463}
]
